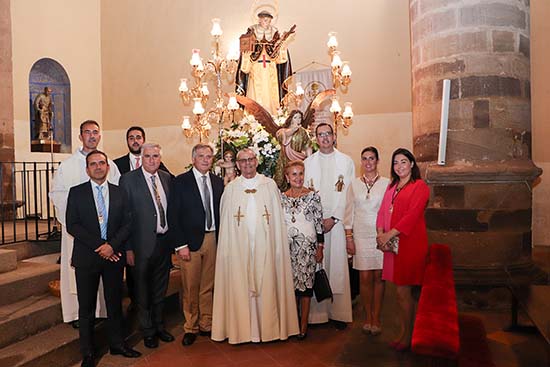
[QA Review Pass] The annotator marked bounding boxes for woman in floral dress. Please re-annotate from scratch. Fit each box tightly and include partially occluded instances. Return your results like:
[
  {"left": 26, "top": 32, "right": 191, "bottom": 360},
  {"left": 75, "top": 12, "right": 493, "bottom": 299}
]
[{"left": 280, "top": 160, "right": 324, "bottom": 339}]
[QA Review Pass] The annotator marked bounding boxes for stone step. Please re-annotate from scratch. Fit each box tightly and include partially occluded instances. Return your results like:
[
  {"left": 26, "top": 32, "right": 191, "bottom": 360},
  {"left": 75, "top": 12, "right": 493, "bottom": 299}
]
[
  {"left": 0, "top": 261, "right": 59, "bottom": 306},
  {"left": 0, "top": 249, "right": 17, "bottom": 274},
  {"left": 0, "top": 321, "right": 81, "bottom": 367},
  {"left": 0, "top": 293, "right": 62, "bottom": 349},
  {"left": 1, "top": 240, "right": 60, "bottom": 261}
]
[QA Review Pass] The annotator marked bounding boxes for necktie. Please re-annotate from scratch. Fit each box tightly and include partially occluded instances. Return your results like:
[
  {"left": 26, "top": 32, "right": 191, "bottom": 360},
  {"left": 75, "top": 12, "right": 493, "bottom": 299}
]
[
  {"left": 151, "top": 175, "right": 166, "bottom": 228},
  {"left": 96, "top": 186, "right": 108, "bottom": 240},
  {"left": 135, "top": 156, "right": 140, "bottom": 168},
  {"left": 202, "top": 175, "right": 212, "bottom": 229}
]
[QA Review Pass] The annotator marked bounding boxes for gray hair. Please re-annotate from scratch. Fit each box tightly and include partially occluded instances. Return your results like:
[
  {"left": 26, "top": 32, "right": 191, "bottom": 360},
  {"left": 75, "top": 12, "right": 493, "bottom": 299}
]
[
  {"left": 191, "top": 143, "right": 214, "bottom": 159},
  {"left": 141, "top": 142, "right": 162, "bottom": 157},
  {"left": 236, "top": 148, "right": 257, "bottom": 160}
]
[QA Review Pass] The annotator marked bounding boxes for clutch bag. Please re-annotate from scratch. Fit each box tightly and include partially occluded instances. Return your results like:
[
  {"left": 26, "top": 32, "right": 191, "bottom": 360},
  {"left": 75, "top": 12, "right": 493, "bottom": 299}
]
[{"left": 376, "top": 236, "right": 399, "bottom": 254}]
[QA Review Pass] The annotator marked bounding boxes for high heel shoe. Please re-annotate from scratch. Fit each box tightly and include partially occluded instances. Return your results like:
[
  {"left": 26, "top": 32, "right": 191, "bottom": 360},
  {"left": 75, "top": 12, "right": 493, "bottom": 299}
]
[
  {"left": 370, "top": 325, "right": 382, "bottom": 336},
  {"left": 297, "top": 332, "right": 307, "bottom": 340}
]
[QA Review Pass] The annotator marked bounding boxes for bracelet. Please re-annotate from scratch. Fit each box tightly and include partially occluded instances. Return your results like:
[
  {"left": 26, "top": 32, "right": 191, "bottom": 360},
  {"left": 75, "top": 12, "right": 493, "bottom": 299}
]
[{"left": 345, "top": 233, "right": 353, "bottom": 238}]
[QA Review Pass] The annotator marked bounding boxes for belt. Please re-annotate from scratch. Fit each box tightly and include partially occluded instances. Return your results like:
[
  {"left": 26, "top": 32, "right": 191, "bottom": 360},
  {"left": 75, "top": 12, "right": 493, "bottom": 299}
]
[
  {"left": 156, "top": 232, "right": 168, "bottom": 238},
  {"left": 257, "top": 60, "right": 271, "bottom": 63},
  {"left": 205, "top": 230, "right": 216, "bottom": 233}
]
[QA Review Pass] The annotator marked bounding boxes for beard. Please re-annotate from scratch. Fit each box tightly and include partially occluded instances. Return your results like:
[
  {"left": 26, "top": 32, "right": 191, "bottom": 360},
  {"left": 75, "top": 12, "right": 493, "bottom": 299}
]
[{"left": 128, "top": 143, "right": 141, "bottom": 154}]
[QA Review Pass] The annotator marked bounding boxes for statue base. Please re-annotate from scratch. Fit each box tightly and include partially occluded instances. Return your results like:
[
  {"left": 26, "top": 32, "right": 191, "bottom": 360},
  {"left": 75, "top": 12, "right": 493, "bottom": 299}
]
[{"left": 31, "top": 140, "right": 61, "bottom": 153}]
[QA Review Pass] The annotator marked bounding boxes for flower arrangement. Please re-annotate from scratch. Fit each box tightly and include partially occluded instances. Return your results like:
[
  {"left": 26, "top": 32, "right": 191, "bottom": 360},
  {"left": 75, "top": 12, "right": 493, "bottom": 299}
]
[{"left": 215, "top": 113, "right": 281, "bottom": 177}]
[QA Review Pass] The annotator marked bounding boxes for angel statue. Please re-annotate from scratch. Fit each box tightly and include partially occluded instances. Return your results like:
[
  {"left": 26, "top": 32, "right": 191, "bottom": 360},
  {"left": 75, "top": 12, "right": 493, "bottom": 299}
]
[
  {"left": 216, "top": 150, "right": 237, "bottom": 185},
  {"left": 236, "top": 8, "right": 295, "bottom": 115},
  {"left": 273, "top": 110, "right": 312, "bottom": 191},
  {"left": 235, "top": 89, "right": 336, "bottom": 191}
]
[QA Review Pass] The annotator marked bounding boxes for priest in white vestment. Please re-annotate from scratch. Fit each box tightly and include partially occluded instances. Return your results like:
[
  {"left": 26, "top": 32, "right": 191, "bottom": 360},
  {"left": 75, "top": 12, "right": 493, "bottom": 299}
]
[
  {"left": 212, "top": 148, "right": 299, "bottom": 344},
  {"left": 49, "top": 120, "right": 121, "bottom": 323},
  {"left": 304, "top": 123, "right": 355, "bottom": 327}
]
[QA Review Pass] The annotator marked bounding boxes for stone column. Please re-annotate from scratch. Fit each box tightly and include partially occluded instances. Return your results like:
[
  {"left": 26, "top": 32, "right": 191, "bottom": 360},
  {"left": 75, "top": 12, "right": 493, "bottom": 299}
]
[
  {"left": 0, "top": 0, "right": 14, "bottom": 209},
  {"left": 410, "top": 0, "right": 542, "bottom": 284}
]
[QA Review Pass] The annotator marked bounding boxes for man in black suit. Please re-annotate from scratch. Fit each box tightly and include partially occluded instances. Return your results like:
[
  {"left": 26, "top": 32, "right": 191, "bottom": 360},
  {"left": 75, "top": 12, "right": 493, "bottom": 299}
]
[
  {"left": 119, "top": 142, "right": 175, "bottom": 349},
  {"left": 66, "top": 150, "right": 141, "bottom": 367},
  {"left": 113, "top": 126, "right": 173, "bottom": 176},
  {"left": 168, "top": 144, "right": 224, "bottom": 346}
]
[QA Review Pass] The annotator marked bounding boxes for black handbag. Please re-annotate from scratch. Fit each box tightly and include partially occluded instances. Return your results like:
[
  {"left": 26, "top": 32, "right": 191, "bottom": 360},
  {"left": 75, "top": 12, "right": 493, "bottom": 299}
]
[{"left": 313, "top": 265, "right": 333, "bottom": 302}]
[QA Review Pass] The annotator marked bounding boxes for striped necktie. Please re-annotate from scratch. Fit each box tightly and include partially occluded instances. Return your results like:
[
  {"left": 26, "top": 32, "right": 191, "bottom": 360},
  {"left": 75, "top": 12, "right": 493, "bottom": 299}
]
[
  {"left": 151, "top": 175, "right": 166, "bottom": 228},
  {"left": 202, "top": 175, "right": 212, "bottom": 229}
]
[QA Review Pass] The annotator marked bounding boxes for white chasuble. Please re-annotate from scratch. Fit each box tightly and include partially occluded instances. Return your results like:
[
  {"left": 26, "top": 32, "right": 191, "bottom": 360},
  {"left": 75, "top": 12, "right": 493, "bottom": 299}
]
[
  {"left": 49, "top": 149, "right": 121, "bottom": 322},
  {"left": 304, "top": 150, "right": 355, "bottom": 324},
  {"left": 212, "top": 174, "right": 299, "bottom": 344}
]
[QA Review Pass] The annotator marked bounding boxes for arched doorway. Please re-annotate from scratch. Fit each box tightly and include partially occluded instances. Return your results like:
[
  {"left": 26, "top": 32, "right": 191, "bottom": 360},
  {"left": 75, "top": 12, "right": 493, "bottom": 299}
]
[{"left": 29, "top": 58, "right": 71, "bottom": 153}]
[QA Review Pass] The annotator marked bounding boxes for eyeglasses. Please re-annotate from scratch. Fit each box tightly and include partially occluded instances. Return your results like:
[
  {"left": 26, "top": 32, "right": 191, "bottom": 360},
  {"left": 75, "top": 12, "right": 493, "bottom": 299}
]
[
  {"left": 317, "top": 132, "right": 333, "bottom": 138},
  {"left": 237, "top": 157, "right": 257, "bottom": 164}
]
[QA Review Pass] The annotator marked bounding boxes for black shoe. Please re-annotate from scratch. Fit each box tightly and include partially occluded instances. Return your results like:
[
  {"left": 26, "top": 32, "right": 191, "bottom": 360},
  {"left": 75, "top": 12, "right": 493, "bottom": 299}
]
[
  {"left": 71, "top": 320, "right": 80, "bottom": 329},
  {"left": 199, "top": 330, "right": 211, "bottom": 337},
  {"left": 297, "top": 332, "right": 307, "bottom": 340},
  {"left": 157, "top": 329, "right": 175, "bottom": 342},
  {"left": 332, "top": 320, "right": 347, "bottom": 330},
  {"left": 110, "top": 345, "right": 142, "bottom": 358},
  {"left": 144, "top": 336, "right": 159, "bottom": 349},
  {"left": 81, "top": 354, "right": 94, "bottom": 367},
  {"left": 181, "top": 332, "right": 197, "bottom": 346}
]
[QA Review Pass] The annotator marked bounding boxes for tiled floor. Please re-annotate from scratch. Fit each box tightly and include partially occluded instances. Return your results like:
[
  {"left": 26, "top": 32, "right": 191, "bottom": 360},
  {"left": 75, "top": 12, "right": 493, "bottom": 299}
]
[{"left": 91, "top": 281, "right": 549, "bottom": 367}]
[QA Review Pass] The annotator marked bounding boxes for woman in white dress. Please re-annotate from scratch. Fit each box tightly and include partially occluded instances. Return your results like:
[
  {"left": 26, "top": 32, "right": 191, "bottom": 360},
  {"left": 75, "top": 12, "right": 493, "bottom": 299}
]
[{"left": 344, "top": 147, "right": 389, "bottom": 335}]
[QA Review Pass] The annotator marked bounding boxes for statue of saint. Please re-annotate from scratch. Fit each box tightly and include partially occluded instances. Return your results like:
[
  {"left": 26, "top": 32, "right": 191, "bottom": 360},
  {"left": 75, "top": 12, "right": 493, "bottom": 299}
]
[
  {"left": 216, "top": 150, "right": 238, "bottom": 185},
  {"left": 273, "top": 110, "right": 313, "bottom": 191},
  {"left": 33, "top": 87, "right": 54, "bottom": 140},
  {"left": 236, "top": 10, "right": 295, "bottom": 115}
]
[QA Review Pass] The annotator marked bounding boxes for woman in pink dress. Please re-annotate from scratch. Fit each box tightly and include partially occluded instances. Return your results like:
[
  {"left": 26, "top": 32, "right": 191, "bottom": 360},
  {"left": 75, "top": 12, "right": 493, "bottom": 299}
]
[{"left": 376, "top": 148, "right": 429, "bottom": 351}]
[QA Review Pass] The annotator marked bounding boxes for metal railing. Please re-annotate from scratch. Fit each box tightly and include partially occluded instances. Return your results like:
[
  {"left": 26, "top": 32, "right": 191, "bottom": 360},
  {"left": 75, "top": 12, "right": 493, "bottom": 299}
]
[{"left": 1, "top": 161, "right": 61, "bottom": 245}]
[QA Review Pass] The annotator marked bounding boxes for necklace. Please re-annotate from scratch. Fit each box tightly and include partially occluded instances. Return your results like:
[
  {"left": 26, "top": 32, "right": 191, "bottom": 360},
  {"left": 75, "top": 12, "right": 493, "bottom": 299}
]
[
  {"left": 287, "top": 195, "right": 304, "bottom": 223},
  {"left": 361, "top": 173, "right": 379, "bottom": 199},
  {"left": 389, "top": 179, "right": 410, "bottom": 213}
]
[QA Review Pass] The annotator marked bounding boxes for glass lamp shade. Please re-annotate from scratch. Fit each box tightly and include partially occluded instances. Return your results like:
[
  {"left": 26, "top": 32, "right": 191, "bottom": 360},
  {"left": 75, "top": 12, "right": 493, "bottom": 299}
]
[
  {"left": 192, "top": 98, "right": 205, "bottom": 115},
  {"left": 181, "top": 116, "right": 191, "bottom": 130},
  {"left": 295, "top": 82, "right": 305, "bottom": 96},
  {"left": 343, "top": 102, "right": 354, "bottom": 118},
  {"left": 329, "top": 97, "right": 341, "bottom": 113},
  {"left": 228, "top": 95, "right": 239, "bottom": 110},
  {"left": 327, "top": 32, "right": 338, "bottom": 48},
  {"left": 210, "top": 18, "right": 223, "bottom": 37},
  {"left": 331, "top": 51, "right": 343, "bottom": 68},
  {"left": 178, "top": 78, "right": 189, "bottom": 92},
  {"left": 341, "top": 62, "right": 352, "bottom": 77},
  {"left": 190, "top": 49, "right": 201, "bottom": 66}
]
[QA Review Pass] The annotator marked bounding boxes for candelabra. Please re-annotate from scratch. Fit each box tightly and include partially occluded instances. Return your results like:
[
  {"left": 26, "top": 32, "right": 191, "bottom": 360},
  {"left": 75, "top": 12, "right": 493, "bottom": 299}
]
[
  {"left": 326, "top": 32, "right": 353, "bottom": 146},
  {"left": 329, "top": 96, "right": 353, "bottom": 147},
  {"left": 178, "top": 18, "right": 239, "bottom": 142},
  {"left": 327, "top": 32, "right": 352, "bottom": 90}
]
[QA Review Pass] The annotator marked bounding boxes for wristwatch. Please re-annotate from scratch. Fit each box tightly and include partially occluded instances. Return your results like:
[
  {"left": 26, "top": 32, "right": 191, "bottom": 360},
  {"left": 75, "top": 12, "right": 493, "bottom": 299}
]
[{"left": 331, "top": 216, "right": 340, "bottom": 224}]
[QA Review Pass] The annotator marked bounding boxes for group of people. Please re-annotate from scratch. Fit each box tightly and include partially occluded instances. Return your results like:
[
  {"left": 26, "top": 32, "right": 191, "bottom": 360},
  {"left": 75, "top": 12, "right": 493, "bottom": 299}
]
[{"left": 50, "top": 118, "right": 429, "bottom": 367}]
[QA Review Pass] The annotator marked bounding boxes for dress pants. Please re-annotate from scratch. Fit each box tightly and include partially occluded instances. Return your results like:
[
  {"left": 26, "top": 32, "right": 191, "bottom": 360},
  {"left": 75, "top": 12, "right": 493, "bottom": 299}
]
[
  {"left": 134, "top": 234, "right": 171, "bottom": 337},
  {"left": 75, "top": 262, "right": 124, "bottom": 357},
  {"left": 180, "top": 232, "right": 216, "bottom": 334}
]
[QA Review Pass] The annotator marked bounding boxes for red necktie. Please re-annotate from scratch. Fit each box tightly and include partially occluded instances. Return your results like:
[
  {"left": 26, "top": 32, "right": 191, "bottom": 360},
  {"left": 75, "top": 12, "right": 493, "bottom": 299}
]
[{"left": 135, "top": 157, "right": 140, "bottom": 168}]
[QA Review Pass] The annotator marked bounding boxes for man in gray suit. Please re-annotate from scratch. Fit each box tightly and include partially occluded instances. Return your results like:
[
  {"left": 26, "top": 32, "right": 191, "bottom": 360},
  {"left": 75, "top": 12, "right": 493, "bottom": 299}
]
[{"left": 119, "top": 143, "right": 175, "bottom": 349}]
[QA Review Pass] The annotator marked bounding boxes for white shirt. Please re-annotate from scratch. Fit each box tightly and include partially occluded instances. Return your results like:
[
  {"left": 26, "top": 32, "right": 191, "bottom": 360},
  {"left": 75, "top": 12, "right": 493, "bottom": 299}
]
[
  {"left": 129, "top": 153, "right": 141, "bottom": 170},
  {"left": 141, "top": 167, "right": 168, "bottom": 234},
  {"left": 90, "top": 180, "right": 110, "bottom": 220},
  {"left": 192, "top": 167, "right": 216, "bottom": 231}
]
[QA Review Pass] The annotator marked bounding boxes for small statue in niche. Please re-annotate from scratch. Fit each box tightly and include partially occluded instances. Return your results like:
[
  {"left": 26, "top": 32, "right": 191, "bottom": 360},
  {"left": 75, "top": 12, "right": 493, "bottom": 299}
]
[{"left": 33, "top": 87, "right": 54, "bottom": 140}]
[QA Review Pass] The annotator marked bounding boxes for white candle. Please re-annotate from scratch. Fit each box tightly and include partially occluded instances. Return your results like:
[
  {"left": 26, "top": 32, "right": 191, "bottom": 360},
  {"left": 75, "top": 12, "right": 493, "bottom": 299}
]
[{"left": 438, "top": 79, "right": 451, "bottom": 165}]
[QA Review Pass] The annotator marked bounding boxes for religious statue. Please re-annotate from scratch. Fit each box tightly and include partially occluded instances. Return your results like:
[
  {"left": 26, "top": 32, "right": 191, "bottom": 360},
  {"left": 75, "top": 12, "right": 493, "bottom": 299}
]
[
  {"left": 33, "top": 87, "right": 54, "bottom": 140},
  {"left": 216, "top": 150, "right": 238, "bottom": 185},
  {"left": 273, "top": 110, "right": 313, "bottom": 191},
  {"left": 236, "top": 10, "right": 295, "bottom": 115}
]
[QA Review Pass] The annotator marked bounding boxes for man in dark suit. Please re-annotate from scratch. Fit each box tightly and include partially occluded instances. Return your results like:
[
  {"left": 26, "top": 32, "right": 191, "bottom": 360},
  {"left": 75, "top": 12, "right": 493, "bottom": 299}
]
[
  {"left": 113, "top": 126, "right": 173, "bottom": 176},
  {"left": 119, "top": 142, "right": 175, "bottom": 349},
  {"left": 66, "top": 150, "right": 141, "bottom": 367},
  {"left": 113, "top": 126, "right": 172, "bottom": 312},
  {"left": 168, "top": 144, "right": 224, "bottom": 346}
]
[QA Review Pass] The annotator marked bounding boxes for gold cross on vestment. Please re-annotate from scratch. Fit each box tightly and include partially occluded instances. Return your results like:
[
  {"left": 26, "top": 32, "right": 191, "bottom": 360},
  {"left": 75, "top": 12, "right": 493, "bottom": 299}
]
[
  {"left": 263, "top": 205, "right": 271, "bottom": 225},
  {"left": 234, "top": 206, "right": 244, "bottom": 226}
]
